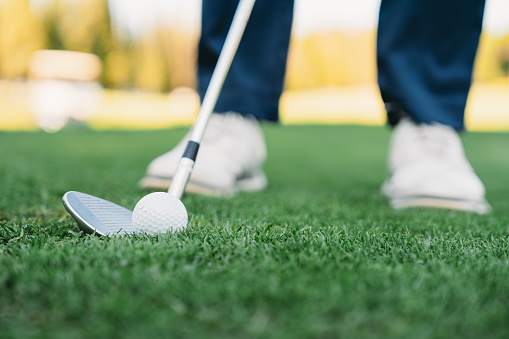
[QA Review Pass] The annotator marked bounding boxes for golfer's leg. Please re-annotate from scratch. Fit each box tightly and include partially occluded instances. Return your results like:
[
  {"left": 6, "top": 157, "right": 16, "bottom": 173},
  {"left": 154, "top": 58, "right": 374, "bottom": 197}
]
[
  {"left": 199, "top": 0, "right": 294, "bottom": 121},
  {"left": 377, "top": 0, "right": 485, "bottom": 130},
  {"left": 377, "top": 0, "right": 490, "bottom": 213}
]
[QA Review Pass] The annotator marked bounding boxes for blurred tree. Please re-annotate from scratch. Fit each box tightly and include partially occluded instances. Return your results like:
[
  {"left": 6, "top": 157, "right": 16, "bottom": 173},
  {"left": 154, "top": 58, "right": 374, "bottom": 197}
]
[
  {"left": 47, "top": 0, "right": 113, "bottom": 53},
  {"left": 103, "top": 45, "right": 135, "bottom": 89},
  {"left": 473, "top": 32, "right": 507, "bottom": 81},
  {"left": 158, "top": 26, "right": 198, "bottom": 89},
  {"left": 133, "top": 33, "right": 170, "bottom": 91},
  {"left": 500, "top": 33, "right": 509, "bottom": 76},
  {"left": 43, "top": 0, "right": 114, "bottom": 84},
  {"left": 285, "top": 31, "right": 376, "bottom": 90},
  {"left": 40, "top": 0, "right": 172, "bottom": 91},
  {"left": 0, "top": 0, "right": 45, "bottom": 78}
]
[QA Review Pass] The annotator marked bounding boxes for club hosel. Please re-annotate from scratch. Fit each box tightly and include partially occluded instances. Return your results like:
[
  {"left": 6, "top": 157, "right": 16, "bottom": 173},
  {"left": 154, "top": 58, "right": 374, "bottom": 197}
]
[
  {"left": 168, "top": 141, "right": 200, "bottom": 199},
  {"left": 168, "top": 157, "right": 195, "bottom": 199}
]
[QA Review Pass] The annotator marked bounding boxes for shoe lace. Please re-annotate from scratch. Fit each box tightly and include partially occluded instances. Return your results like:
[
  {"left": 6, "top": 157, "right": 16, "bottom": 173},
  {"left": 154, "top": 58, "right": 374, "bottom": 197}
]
[
  {"left": 186, "top": 113, "right": 239, "bottom": 144},
  {"left": 415, "top": 123, "right": 457, "bottom": 159}
]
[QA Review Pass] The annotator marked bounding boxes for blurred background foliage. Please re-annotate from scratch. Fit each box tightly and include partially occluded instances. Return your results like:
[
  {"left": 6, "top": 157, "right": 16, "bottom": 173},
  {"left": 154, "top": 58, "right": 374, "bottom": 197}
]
[
  {"left": 0, "top": 0, "right": 192, "bottom": 91},
  {"left": 0, "top": 0, "right": 508, "bottom": 93}
]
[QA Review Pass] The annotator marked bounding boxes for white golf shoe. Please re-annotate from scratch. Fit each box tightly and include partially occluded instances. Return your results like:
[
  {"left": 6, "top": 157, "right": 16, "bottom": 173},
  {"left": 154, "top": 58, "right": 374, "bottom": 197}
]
[
  {"left": 139, "top": 112, "right": 268, "bottom": 196},
  {"left": 382, "top": 118, "right": 491, "bottom": 214}
]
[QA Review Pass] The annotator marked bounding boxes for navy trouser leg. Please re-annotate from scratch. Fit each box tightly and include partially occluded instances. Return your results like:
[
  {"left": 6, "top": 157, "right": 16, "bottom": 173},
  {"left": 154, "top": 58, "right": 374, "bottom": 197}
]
[
  {"left": 199, "top": 0, "right": 294, "bottom": 122},
  {"left": 377, "top": 0, "right": 486, "bottom": 130}
]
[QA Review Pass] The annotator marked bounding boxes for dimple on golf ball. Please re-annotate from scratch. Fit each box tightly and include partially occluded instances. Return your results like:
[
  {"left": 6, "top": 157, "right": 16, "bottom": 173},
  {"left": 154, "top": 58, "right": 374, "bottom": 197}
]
[{"left": 132, "top": 192, "right": 188, "bottom": 236}]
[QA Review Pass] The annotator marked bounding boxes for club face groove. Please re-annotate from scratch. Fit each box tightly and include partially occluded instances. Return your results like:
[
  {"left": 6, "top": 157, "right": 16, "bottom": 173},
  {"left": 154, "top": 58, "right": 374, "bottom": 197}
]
[{"left": 62, "top": 191, "right": 135, "bottom": 236}]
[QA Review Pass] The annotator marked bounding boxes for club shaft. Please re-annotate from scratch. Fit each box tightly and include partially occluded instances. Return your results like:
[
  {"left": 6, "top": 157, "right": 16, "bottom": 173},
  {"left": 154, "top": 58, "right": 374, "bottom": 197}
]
[
  {"left": 168, "top": 0, "right": 256, "bottom": 199},
  {"left": 190, "top": 0, "right": 256, "bottom": 143}
]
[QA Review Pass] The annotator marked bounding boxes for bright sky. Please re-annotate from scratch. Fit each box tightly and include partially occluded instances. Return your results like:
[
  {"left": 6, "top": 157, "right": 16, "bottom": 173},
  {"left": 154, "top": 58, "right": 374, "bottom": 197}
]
[
  {"left": 107, "top": 0, "right": 509, "bottom": 37},
  {"left": 484, "top": 0, "right": 509, "bottom": 36},
  {"left": 24, "top": 0, "right": 509, "bottom": 37},
  {"left": 107, "top": 0, "right": 200, "bottom": 36}
]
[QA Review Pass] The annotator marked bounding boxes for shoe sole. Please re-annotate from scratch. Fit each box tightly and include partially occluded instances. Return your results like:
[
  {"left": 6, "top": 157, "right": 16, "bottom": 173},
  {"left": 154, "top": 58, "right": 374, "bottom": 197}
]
[
  {"left": 388, "top": 195, "right": 491, "bottom": 214},
  {"left": 139, "top": 171, "right": 268, "bottom": 197}
]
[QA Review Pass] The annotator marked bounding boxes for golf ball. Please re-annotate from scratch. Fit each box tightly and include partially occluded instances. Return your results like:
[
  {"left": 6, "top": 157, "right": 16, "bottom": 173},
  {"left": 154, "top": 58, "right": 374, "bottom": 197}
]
[{"left": 132, "top": 192, "right": 188, "bottom": 235}]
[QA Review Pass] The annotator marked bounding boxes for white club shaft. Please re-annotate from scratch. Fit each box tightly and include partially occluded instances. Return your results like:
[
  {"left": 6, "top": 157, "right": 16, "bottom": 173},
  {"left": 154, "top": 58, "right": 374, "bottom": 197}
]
[
  {"left": 190, "top": 0, "right": 256, "bottom": 143},
  {"left": 168, "top": 0, "right": 256, "bottom": 199}
]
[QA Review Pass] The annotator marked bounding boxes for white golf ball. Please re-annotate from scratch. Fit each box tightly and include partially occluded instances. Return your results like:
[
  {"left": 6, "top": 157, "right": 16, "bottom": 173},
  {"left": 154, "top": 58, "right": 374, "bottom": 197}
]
[{"left": 132, "top": 192, "right": 188, "bottom": 236}]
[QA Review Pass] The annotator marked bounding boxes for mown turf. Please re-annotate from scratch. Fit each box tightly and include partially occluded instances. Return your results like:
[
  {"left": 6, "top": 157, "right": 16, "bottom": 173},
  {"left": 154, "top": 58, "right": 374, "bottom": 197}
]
[{"left": 1, "top": 125, "right": 508, "bottom": 338}]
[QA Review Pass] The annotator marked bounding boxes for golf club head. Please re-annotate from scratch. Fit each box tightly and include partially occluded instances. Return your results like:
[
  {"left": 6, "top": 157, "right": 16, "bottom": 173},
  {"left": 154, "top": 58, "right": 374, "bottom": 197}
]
[
  {"left": 62, "top": 191, "right": 136, "bottom": 237},
  {"left": 62, "top": 0, "right": 256, "bottom": 236}
]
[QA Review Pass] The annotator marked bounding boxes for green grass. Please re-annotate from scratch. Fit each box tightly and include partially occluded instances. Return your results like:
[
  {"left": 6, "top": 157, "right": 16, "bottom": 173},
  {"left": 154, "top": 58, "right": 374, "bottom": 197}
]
[{"left": 1, "top": 125, "right": 509, "bottom": 338}]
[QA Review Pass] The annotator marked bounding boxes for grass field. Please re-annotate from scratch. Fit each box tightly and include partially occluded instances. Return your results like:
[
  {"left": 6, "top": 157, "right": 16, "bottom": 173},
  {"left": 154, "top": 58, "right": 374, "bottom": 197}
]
[{"left": 1, "top": 125, "right": 509, "bottom": 338}]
